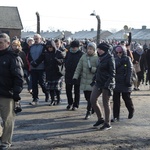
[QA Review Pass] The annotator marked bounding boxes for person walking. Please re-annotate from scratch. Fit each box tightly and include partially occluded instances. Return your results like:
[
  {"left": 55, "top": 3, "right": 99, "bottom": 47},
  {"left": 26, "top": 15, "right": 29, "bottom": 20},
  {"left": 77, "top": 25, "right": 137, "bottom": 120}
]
[
  {"left": 0, "top": 33, "right": 24, "bottom": 149},
  {"left": 65, "top": 40, "right": 83, "bottom": 110},
  {"left": 31, "top": 40, "right": 65, "bottom": 105},
  {"left": 90, "top": 42, "right": 115, "bottom": 130},
  {"left": 73, "top": 42, "right": 98, "bottom": 119},
  {"left": 112, "top": 45, "right": 135, "bottom": 122},
  {"left": 28, "top": 34, "right": 49, "bottom": 105}
]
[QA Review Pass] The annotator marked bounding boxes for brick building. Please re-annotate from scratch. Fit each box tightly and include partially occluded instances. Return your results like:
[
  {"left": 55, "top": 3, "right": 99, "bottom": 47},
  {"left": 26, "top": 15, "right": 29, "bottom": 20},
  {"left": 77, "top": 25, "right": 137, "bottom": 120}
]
[{"left": 0, "top": 6, "right": 23, "bottom": 40}]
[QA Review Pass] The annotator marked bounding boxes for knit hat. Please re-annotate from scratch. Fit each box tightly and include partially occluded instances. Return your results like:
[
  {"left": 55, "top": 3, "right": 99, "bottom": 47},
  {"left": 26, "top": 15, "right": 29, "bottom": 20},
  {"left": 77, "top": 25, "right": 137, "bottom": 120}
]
[
  {"left": 70, "top": 40, "right": 80, "bottom": 48},
  {"left": 26, "top": 37, "right": 34, "bottom": 44},
  {"left": 87, "top": 42, "right": 96, "bottom": 51},
  {"left": 97, "top": 43, "right": 110, "bottom": 52}
]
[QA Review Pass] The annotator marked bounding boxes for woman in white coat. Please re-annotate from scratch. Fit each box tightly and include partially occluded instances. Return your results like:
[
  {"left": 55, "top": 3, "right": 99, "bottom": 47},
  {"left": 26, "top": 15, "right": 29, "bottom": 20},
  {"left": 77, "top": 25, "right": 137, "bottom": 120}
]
[{"left": 73, "top": 42, "right": 98, "bottom": 119}]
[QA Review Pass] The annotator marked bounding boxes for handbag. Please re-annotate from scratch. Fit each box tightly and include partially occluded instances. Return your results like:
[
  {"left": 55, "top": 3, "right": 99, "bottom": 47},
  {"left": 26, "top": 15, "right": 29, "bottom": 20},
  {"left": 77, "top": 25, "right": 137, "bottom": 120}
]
[{"left": 133, "top": 63, "right": 141, "bottom": 73}]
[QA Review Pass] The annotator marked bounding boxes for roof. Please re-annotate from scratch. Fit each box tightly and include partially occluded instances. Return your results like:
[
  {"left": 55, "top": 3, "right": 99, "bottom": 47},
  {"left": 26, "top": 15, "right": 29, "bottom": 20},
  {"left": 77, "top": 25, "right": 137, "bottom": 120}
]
[
  {"left": 0, "top": 6, "right": 23, "bottom": 29},
  {"left": 69, "top": 30, "right": 109, "bottom": 40},
  {"left": 107, "top": 28, "right": 150, "bottom": 40}
]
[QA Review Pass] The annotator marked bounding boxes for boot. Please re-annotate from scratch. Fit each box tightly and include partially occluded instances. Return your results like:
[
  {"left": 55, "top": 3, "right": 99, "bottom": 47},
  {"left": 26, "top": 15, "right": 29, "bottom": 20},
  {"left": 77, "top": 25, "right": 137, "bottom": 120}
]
[
  {"left": 49, "top": 100, "right": 55, "bottom": 106},
  {"left": 45, "top": 92, "right": 49, "bottom": 102},
  {"left": 84, "top": 111, "right": 91, "bottom": 120}
]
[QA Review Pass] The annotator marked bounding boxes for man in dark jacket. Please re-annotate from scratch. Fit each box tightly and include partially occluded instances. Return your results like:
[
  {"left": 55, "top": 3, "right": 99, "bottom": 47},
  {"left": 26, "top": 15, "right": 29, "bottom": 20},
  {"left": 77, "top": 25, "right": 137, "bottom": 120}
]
[
  {"left": 65, "top": 40, "right": 83, "bottom": 110},
  {"left": 28, "top": 34, "right": 49, "bottom": 105},
  {"left": 0, "top": 33, "right": 24, "bottom": 149},
  {"left": 90, "top": 42, "right": 116, "bottom": 130}
]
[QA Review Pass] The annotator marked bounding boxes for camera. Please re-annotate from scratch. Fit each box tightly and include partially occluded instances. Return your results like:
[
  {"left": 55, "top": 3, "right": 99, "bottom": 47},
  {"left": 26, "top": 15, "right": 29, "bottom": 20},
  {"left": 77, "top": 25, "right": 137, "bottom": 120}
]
[{"left": 14, "top": 102, "right": 22, "bottom": 114}]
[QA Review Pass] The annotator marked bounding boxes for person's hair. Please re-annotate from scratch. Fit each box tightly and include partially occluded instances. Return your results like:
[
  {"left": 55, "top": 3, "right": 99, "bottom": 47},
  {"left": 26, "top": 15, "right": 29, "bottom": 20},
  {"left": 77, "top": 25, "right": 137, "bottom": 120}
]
[
  {"left": 12, "top": 39, "right": 22, "bottom": 51},
  {"left": 0, "top": 33, "right": 10, "bottom": 42},
  {"left": 34, "top": 34, "right": 41, "bottom": 38}
]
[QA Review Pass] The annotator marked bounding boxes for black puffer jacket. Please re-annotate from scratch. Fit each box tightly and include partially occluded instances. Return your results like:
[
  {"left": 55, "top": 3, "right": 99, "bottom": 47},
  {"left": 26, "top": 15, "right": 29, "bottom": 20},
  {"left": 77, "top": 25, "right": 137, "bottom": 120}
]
[
  {"left": 35, "top": 49, "right": 64, "bottom": 81},
  {"left": 95, "top": 52, "right": 115, "bottom": 90},
  {"left": 0, "top": 48, "right": 24, "bottom": 98},
  {"left": 114, "top": 48, "right": 133, "bottom": 92},
  {"left": 65, "top": 50, "right": 83, "bottom": 84}
]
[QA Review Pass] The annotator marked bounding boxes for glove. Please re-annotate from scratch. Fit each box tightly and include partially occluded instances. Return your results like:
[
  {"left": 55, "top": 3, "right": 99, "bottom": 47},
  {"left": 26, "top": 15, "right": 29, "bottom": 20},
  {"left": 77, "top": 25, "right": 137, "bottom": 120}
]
[
  {"left": 55, "top": 58, "right": 63, "bottom": 64},
  {"left": 13, "top": 94, "right": 21, "bottom": 102},
  {"left": 72, "top": 79, "right": 78, "bottom": 85},
  {"left": 31, "top": 61, "right": 38, "bottom": 67},
  {"left": 90, "top": 81, "right": 95, "bottom": 87}
]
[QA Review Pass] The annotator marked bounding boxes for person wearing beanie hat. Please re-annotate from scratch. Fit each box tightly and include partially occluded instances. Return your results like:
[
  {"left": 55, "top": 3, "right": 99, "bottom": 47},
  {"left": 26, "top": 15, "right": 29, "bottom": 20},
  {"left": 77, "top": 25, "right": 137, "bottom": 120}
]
[
  {"left": 87, "top": 42, "right": 96, "bottom": 51},
  {"left": 73, "top": 41, "right": 98, "bottom": 119},
  {"left": 26, "top": 37, "right": 34, "bottom": 45},
  {"left": 90, "top": 42, "right": 115, "bottom": 130},
  {"left": 70, "top": 40, "right": 80, "bottom": 48},
  {"left": 97, "top": 42, "right": 110, "bottom": 54},
  {"left": 65, "top": 40, "right": 83, "bottom": 111}
]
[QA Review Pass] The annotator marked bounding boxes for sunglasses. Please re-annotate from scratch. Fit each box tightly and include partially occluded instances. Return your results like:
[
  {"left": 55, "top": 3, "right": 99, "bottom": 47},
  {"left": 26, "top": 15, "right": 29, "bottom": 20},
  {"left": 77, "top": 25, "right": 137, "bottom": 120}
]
[{"left": 116, "top": 51, "right": 122, "bottom": 54}]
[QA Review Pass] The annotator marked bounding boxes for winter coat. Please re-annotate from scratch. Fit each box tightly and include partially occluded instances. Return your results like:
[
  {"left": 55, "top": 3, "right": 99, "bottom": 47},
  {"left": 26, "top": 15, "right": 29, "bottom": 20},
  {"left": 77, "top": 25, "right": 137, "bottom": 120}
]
[
  {"left": 95, "top": 52, "right": 116, "bottom": 90},
  {"left": 28, "top": 43, "right": 45, "bottom": 70},
  {"left": 65, "top": 50, "right": 83, "bottom": 84},
  {"left": 73, "top": 53, "right": 98, "bottom": 91},
  {"left": 34, "top": 49, "right": 64, "bottom": 81},
  {"left": 114, "top": 49, "right": 133, "bottom": 92},
  {"left": 0, "top": 47, "right": 24, "bottom": 98}
]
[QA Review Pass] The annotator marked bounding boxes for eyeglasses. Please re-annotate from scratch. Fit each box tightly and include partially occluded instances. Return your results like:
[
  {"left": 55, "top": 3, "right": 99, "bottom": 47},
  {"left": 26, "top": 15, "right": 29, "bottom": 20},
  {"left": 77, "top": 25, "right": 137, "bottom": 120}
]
[{"left": 116, "top": 52, "right": 122, "bottom": 54}]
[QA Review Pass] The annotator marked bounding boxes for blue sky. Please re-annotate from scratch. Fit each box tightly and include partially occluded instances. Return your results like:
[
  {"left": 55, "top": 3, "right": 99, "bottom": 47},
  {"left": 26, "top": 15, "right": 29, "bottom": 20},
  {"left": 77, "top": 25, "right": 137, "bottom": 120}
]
[{"left": 1, "top": 0, "right": 150, "bottom": 33}]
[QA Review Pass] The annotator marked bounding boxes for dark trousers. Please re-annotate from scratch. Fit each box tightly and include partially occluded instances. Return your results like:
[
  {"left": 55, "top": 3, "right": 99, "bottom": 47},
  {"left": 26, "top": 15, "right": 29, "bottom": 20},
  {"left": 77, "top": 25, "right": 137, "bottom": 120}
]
[
  {"left": 31, "top": 70, "right": 46, "bottom": 99},
  {"left": 84, "top": 91, "right": 92, "bottom": 111},
  {"left": 65, "top": 83, "right": 80, "bottom": 108},
  {"left": 49, "top": 90, "right": 60, "bottom": 103},
  {"left": 113, "top": 91, "right": 134, "bottom": 119}
]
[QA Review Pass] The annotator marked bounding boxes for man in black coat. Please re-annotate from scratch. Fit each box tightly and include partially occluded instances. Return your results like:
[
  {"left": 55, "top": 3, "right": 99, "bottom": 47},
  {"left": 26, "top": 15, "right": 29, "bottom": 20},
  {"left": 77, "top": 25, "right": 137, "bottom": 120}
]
[{"left": 0, "top": 33, "right": 24, "bottom": 149}]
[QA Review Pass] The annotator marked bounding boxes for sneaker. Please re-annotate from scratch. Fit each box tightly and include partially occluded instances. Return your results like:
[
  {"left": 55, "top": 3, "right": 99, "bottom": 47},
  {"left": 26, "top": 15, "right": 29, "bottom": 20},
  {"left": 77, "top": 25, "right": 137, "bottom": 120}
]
[
  {"left": 49, "top": 101, "right": 55, "bottom": 106},
  {"left": 111, "top": 118, "right": 119, "bottom": 122},
  {"left": 93, "top": 118, "right": 104, "bottom": 128},
  {"left": 100, "top": 123, "right": 112, "bottom": 131},
  {"left": 72, "top": 107, "right": 78, "bottom": 111},
  {"left": 0, "top": 143, "right": 11, "bottom": 150},
  {"left": 29, "top": 98, "right": 39, "bottom": 105},
  {"left": 84, "top": 111, "right": 91, "bottom": 120},
  {"left": 29, "top": 101, "right": 38, "bottom": 106},
  {"left": 66, "top": 105, "right": 72, "bottom": 110}
]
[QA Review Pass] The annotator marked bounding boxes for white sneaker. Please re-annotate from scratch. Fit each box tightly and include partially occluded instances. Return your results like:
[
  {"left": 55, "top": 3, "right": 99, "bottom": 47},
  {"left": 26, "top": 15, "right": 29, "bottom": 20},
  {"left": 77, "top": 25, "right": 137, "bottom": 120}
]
[{"left": 29, "top": 101, "right": 39, "bottom": 106}]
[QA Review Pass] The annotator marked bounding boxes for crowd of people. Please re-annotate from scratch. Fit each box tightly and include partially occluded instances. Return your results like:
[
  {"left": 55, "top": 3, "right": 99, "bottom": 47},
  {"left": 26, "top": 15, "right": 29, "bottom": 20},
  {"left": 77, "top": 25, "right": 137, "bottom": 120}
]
[{"left": 0, "top": 32, "right": 150, "bottom": 149}]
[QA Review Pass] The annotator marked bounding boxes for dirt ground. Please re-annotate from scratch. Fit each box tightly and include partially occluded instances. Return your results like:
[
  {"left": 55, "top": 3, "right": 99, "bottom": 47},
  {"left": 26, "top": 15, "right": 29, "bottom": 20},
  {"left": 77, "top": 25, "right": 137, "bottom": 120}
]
[{"left": 2, "top": 83, "right": 150, "bottom": 150}]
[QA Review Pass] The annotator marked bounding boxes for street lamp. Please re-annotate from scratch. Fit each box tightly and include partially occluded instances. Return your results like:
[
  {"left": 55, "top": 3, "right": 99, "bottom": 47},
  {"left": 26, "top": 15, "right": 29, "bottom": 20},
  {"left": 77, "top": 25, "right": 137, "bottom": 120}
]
[{"left": 90, "top": 11, "right": 101, "bottom": 45}]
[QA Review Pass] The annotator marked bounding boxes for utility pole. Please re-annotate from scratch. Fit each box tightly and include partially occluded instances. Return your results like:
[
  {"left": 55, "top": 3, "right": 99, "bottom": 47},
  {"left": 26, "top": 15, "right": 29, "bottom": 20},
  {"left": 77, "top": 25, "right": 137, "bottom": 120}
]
[{"left": 36, "top": 12, "right": 40, "bottom": 34}]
